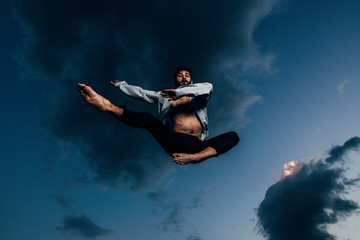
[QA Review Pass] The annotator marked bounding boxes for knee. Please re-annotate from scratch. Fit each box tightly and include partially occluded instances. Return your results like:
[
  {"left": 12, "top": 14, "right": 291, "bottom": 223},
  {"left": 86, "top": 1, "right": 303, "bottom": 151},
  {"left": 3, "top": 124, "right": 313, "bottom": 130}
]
[{"left": 228, "top": 131, "right": 240, "bottom": 145}]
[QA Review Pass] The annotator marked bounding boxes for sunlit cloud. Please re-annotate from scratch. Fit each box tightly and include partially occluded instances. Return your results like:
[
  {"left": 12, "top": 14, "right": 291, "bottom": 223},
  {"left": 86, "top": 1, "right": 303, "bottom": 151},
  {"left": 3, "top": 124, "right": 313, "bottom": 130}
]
[
  {"left": 280, "top": 160, "right": 298, "bottom": 180},
  {"left": 257, "top": 137, "right": 360, "bottom": 240}
]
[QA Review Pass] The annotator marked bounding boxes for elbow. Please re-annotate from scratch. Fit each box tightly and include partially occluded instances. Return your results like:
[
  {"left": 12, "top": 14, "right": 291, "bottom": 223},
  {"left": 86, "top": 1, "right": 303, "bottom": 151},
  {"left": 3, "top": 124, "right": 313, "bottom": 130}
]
[{"left": 204, "top": 82, "right": 213, "bottom": 93}]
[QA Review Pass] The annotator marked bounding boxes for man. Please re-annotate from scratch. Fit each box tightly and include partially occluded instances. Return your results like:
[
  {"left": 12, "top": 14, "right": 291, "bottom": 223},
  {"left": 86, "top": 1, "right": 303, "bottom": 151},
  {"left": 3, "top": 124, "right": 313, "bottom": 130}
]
[{"left": 77, "top": 66, "right": 239, "bottom": 165}]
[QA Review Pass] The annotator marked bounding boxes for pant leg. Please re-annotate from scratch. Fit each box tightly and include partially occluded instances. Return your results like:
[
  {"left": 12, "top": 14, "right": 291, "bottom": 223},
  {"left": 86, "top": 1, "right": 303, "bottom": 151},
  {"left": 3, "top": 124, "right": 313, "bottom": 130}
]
[
  {"left": 203, "top": 131, "right": 240, "bottom": 155},
  {"left": 119, "top": 105, "right": 239, "bottom": 156},
  {"left": 119, "top": 105, "right": 165, "bottom": 130},
  {"left": 119, "top": 105, "right": 204, "bottom": 155}
]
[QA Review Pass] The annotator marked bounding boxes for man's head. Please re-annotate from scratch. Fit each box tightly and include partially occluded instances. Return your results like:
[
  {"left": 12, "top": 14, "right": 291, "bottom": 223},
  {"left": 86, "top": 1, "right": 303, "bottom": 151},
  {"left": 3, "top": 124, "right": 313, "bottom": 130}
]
[{"left": 173, "top": 65, "right": 193, "bottom": 87}]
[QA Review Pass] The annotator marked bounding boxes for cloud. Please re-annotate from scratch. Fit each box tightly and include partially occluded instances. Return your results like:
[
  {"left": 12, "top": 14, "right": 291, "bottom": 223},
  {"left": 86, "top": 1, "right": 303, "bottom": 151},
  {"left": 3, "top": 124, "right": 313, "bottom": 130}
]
[
  {"left": 13, "top": 0, "right": 280, "bottom": 190},
  {"left": 52, "top": 195, "right": 113, "bottom": 239},
  {"left": 256, "top": 137, "right": 360, "bottom": 240},
  {"left": 52, "top": 195, "right": 74, "bottom": 210},
  {"left": 187, "top": 231, "right": 202, "bottom": 240},
  {"left": 336, "top": 79, "right": 349, "bottom": 93},
  {"left": 148, "top": 191, "right": 202, "bottom": 232},
  {"left": 147, "top": 186, "right": 210, "bottom": 232},
  {"left": 326, "top": 137, "right": 360, "bottom": 164},
  {"left": 57, "top": 214, "right": 114, "bottom": 239}
]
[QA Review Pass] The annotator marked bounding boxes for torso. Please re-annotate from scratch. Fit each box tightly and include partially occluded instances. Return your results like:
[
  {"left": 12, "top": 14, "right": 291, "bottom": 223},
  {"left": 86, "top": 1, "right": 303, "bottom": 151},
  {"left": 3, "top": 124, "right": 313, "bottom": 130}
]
[{"left": 169, "top": 103, "right": 202, "bottom": 140}]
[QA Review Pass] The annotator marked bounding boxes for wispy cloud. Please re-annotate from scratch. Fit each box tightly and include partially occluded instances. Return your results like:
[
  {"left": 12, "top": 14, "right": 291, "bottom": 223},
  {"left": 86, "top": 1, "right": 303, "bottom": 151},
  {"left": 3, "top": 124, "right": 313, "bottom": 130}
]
[
  {"left": 256, "top": 137, "right": 360, "bottom": 240},
  {"left": 52, "top": 195, "right": 74, "bottom": 210},
  {"left": 57, "top": 214, "right": 114, "bottom": 239},
  {"left": 187, "top": 231, "right": 203, "bottom": 240},
  {"left": 148, "top": 192, "right": 203, "bottom": 232},
  {"left": 147, "top": 186, "right": 213, "bottom": 232},
  {"left": 336, "top": 79, "right": 349, "bottom": 93}
]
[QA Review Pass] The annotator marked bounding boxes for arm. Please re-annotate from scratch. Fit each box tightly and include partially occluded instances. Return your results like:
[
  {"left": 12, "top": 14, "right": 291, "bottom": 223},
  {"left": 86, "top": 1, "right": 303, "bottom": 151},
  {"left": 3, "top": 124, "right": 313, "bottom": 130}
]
[
  {"left": 161, "top": 82, "right": 213, "bottom": 108},
  {"left": 160, "top": 89, "right": 190, "bottom": 108},
  {"left": 175, "top": 82, "right": 213, "bottom": 99},
  {"left": 171, "top": 96, "right": 191, "bottom": 108},
  {"left": 111, "top": 80, "right": 160, "bottom": 104}
]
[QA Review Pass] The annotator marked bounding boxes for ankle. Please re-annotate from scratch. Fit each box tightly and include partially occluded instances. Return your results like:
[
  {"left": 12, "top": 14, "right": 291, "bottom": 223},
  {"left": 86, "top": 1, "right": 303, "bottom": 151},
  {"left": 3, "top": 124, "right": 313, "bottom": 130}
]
[
  {"left": 109, "top": 104, "right": 124, "bottom": 117},
  {"left": 100, "top": 98, "right": 113, "bottom": 112}
]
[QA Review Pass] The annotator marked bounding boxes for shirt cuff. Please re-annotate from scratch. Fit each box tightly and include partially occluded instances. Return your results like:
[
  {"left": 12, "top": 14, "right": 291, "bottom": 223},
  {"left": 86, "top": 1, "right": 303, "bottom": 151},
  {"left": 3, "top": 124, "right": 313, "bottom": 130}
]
[{"left": 115, "top": 80, "right": 127, "bottom": 87}]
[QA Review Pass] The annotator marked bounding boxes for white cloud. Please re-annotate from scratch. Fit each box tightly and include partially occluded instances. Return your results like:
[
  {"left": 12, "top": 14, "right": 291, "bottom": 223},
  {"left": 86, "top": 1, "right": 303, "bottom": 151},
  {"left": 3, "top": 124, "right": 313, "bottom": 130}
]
[{"left": 336, "top": 79, "right": 349, "bottom": 93}]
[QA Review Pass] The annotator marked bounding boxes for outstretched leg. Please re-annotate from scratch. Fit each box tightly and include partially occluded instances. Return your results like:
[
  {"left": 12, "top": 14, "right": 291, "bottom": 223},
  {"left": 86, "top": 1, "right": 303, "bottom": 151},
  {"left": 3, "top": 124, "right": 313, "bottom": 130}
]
[
  {"left": 77, "top": 83, "right": 181, "bottom": 156},
  {"left": 77, "top": 83, "right": 124, "bottom": 117}
]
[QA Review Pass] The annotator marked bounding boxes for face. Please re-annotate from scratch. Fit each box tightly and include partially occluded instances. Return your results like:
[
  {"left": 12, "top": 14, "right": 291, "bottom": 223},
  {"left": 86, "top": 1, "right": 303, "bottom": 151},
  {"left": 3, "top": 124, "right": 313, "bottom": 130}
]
[{"left": 175, "top": 70, "right": 192, "bottom": 87}]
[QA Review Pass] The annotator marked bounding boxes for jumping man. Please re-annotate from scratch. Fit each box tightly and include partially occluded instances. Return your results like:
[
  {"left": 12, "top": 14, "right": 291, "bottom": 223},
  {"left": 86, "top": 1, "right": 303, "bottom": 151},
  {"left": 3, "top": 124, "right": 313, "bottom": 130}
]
[{"left": 77, "top": 65, "right": 239, "bottom": 165}]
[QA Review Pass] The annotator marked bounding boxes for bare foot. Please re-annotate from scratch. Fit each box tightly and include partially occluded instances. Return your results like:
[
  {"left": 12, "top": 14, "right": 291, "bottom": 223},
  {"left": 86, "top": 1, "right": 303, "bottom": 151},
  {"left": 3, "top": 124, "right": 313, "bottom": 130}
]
[
  {"left": 77, "top": 83, "right": 110, "bottom": 112},
  {"left": 172, "top": 153, "right": 200, "bottom": 165},
  {"left": 172, "top": 147, "right": 218, "bottom": 165}
]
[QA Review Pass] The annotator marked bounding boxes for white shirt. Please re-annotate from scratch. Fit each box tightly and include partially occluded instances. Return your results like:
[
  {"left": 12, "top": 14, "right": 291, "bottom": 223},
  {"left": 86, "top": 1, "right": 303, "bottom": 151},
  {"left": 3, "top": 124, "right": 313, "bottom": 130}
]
[{"left": 115, "top": 81, "right": 213, "bottom": 140}]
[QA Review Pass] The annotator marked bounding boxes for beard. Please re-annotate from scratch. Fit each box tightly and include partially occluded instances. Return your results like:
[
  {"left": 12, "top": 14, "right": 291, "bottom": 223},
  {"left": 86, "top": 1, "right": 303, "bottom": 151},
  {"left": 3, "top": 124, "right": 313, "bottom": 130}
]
[{"left": 180, "top": 80, "right": 191, "bottom": 85}]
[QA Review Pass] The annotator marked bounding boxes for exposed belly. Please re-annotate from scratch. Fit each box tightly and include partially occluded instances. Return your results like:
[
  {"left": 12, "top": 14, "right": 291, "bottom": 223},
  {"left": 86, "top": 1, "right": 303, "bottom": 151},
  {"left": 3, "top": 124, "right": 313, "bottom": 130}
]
[{"left": 170, "top": 111, "right": 202, "bottom": 140}]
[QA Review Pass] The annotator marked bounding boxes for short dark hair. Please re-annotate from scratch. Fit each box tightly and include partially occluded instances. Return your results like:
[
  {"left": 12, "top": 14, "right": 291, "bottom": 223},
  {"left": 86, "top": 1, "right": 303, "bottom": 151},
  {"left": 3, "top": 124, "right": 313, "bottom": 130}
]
[{"left": 173, "top": 65, "right": 192, "bottom": 81}]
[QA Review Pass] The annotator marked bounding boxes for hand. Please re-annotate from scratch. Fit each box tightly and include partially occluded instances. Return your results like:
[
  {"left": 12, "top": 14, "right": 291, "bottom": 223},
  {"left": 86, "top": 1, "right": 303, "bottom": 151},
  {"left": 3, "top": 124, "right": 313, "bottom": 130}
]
[
  {"left": 161, "top": 89, "right": 177, "bottom": 100},
  {"left": 110, "top": 80, "right": 121, "bottom": 87}
]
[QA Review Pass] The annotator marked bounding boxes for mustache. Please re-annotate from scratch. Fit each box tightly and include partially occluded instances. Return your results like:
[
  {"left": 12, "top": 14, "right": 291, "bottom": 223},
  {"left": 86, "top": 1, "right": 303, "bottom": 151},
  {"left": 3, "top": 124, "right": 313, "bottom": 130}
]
[{"left": 180, "top": 81, "right": 190, "bottom": 85}]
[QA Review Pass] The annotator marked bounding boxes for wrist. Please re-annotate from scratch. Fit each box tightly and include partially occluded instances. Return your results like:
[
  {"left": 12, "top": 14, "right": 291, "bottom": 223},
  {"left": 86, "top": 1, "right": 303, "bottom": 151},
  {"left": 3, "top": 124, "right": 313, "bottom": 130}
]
[{"left": 171, "top": 100, "right": 178, "bottom": 108}]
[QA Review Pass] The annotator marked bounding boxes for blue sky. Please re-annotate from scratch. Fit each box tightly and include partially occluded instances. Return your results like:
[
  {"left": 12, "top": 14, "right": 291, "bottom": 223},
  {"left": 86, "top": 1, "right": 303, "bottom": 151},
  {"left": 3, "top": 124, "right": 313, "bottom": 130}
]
[{"left": 1, "top": 0, "right": 360, "bottom": 239}]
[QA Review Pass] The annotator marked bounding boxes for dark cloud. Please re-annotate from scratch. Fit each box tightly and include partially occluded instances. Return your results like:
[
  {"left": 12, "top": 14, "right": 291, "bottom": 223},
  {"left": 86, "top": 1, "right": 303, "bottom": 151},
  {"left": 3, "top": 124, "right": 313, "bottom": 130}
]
[
  {"left": 53, "top": 196, "right": 113, "bottom": 239},
  {"left": 57, "top": 214, "right": 114, "bottom": 239},
  {"left": 52, "top": 195, "right": 74, "bottom": 209},
  {"left": 13, "top": 0, "right": 280, "bottom": 190},
  {"left": 256, "top": 137, "right": 360, "bottom": 240},
  {"left": 326, "top": 137, "right": 360, "bottom": 164},
  {"left": 147, "top": 190, "right": 169, "bottom": 203}
]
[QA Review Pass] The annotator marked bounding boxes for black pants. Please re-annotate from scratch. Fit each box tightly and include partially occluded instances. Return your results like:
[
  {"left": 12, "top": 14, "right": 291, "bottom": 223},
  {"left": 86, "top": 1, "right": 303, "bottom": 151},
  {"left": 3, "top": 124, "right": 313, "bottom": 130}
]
[{"left": 120, "top": 106, "right": 239, "bottom": 156}]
